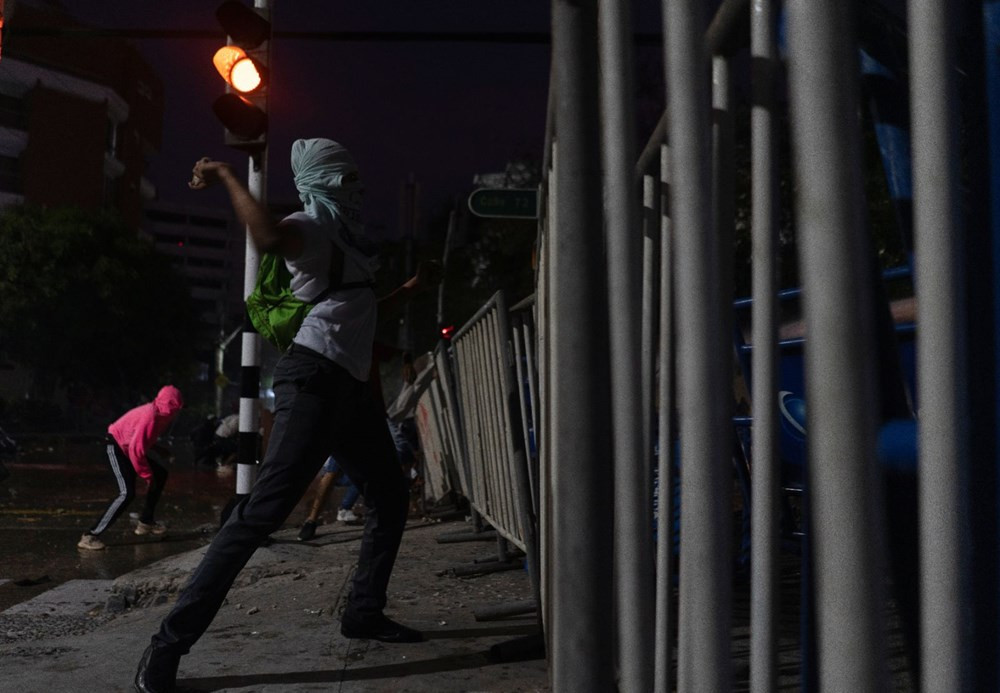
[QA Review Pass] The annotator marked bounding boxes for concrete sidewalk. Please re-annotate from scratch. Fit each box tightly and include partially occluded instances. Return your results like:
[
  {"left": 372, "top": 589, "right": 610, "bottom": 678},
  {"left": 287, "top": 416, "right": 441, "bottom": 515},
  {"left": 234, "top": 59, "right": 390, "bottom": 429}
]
[{"left": 0, "top": 516, "right": 549, "bottom": 692}]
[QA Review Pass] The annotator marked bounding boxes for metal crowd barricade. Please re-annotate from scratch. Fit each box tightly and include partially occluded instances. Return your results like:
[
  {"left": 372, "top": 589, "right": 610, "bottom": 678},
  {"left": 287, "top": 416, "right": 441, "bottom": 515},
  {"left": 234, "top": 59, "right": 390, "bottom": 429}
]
[
  {"left": 413, "top": 347, "right": 468, "bottom": 508},
  {"left": 447, "top": 291, "right": 536, "bottom": 561},
  {"left": 536, "top": 0, "right": 991, "bottom": 691}
]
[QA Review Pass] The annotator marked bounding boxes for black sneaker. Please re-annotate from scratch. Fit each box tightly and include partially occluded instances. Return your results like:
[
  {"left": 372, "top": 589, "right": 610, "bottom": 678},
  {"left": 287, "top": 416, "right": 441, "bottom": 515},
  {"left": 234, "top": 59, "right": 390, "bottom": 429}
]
[
  {"left": 134, "top": 643, "right": 179, "bottom": 693},
  {"left": 297, "top": 520, "right": 317, "bottom": 541},
  {"left": 341, "top": 612, "right": 424, "bottom": 643}
]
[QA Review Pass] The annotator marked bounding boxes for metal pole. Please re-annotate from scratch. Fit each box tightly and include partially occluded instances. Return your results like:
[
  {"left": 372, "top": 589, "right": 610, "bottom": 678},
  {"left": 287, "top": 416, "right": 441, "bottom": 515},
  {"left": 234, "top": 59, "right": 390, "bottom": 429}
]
[
  {"left": 642, "top": 176, "right": 658, "bottom": 471},
  {"left": 598, "top": 0, "right": 653, "bottom": 689},
  {"left": 663, "top": 0, "right": 733, "bottom": 688},
  {"left": 437, "top": 209, "right": 456, "bottom": 330},
  {"left": 653, "top": 143, "right": 674, "bottom": 693},
  {"left": 229, "top": 0, "right": 272, "bottom": 507},
  {"left": 236, "top": 151, "right": 266, "bottom": 499},
  {"left": 550, "top": 0, "right": 614, "bottom": 690},
  {"left": 539, "top": 145, "right": 556, "bottom": 643},
  {"left": 908, "top": 0, "right": 970, "bottom": 689},
  {"left": 786, "top": 2, "right": 889, "bottom": 688},
  {"left": 749, "top": 0, "right": 780, "bottom": 689}
]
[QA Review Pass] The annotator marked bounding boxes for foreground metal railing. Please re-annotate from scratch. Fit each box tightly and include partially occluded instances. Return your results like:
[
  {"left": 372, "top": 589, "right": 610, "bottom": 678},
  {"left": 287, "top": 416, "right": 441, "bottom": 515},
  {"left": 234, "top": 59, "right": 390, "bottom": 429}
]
[
  {"left": 415, "top": 0, "right": 992, "bottom": 689},
  {"left": 534, "top": 0, "right": 990, "bottom": 691}
]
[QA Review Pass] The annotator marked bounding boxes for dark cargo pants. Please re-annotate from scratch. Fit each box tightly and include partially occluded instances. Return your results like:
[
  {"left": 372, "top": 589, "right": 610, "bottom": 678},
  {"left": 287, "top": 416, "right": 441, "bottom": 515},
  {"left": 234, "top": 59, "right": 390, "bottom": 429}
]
[{"left": 153, "top": 343, "right": 409, "bottom": 654}]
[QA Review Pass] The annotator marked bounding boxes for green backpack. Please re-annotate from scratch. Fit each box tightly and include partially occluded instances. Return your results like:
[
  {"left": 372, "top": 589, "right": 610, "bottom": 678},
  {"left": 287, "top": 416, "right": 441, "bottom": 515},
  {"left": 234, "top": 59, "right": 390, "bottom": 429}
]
[
  {"left": 246, "top": 253, "right": 311, "bottom": 352},
  {"left": 246, "top": 252, "right": 375, "bottom": 352}
]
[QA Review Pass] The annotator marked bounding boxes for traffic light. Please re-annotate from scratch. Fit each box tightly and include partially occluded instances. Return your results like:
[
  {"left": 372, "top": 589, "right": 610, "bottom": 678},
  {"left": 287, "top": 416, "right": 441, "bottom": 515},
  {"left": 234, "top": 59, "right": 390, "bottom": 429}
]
[{"left": 212, "top": 1, "right": 271, "bottom": 150}]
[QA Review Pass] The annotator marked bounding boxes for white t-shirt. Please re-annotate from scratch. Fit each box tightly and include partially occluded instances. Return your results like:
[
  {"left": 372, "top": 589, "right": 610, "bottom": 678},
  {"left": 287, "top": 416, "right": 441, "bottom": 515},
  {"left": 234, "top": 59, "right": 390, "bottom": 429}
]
[{"left": 282, "top": 212, "right": 376, "bottom": 382}]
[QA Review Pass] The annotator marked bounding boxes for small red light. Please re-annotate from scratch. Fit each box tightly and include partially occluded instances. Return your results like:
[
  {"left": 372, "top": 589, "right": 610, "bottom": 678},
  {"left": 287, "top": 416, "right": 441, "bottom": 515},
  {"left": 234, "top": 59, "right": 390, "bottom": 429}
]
[{"left": 440, "top": 325, "right": 455, "bottom": 340}]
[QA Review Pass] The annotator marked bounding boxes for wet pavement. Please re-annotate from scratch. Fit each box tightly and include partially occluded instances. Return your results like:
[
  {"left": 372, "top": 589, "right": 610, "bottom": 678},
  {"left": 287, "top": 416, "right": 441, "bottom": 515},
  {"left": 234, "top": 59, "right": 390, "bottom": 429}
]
[
  {"left": 0, "top": 438, "right": 236, "bottom": 612},
  {"left": 0, "top": 439, "right": 550, "bottom": 692}
]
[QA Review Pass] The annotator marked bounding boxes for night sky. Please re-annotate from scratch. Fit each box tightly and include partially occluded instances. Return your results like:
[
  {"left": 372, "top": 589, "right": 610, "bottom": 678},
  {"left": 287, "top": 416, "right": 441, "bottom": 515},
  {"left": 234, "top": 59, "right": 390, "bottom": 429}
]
[{"left": 55, "top": 1, "right": 562, "bottom": 240}]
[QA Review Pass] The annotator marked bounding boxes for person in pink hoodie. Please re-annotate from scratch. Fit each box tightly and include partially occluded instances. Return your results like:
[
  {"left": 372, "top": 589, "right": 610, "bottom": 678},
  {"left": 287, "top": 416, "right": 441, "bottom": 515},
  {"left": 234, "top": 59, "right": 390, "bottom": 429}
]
[{"left": 78, "top": 385, "right": 184, "bottom": 551}]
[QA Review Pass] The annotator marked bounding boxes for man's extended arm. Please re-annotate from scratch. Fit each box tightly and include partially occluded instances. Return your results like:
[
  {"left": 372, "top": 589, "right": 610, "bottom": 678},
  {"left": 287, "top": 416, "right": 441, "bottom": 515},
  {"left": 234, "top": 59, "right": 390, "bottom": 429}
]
[
  {"left": 188, "top": 157, "right": 303, "bottom": 258},
  {"left": 377, "top": 260, "right": 443, "bottom": 319}
]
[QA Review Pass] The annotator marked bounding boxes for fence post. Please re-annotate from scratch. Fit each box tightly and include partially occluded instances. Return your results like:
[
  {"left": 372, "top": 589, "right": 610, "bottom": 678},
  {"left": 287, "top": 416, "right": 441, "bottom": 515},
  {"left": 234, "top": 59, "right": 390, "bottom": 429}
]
[
  {"left": 749, "top": 0, "right": 780, "bottom": 689},
  {"left": 786, "top": 3, "right": 889, "bottom": 688},
  {"left": 550, "top": 0, "right": 614, "bottom": 689},
  {"left": 909, "top": 0, "right": 971, "bottom": 690},
  {"left": 653, "top": 143, "right": 675, "bottom": 693},
  {"left": 598, "top": 0, "right": 654, "bottom": 689},
  {"left": 663, "top": 0, "right": 734, "bottom": 688}
]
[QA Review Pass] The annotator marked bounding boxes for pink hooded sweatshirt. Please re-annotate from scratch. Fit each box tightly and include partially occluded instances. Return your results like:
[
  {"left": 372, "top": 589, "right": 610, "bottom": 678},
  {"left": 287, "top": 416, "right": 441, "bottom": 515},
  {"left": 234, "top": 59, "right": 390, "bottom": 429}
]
[{"left": 107, "top": 385, "right": 184, "bottom": 481}]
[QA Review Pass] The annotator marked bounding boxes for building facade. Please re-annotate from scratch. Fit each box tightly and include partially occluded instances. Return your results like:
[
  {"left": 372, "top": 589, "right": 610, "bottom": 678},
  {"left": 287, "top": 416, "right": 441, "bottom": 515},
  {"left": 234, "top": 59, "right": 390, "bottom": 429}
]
[
  {"left": 142, "top": 201, "right": 247, "bottom": 350},
  {"left": 0, "top": 0, "right": 162, "bottom": 229}
]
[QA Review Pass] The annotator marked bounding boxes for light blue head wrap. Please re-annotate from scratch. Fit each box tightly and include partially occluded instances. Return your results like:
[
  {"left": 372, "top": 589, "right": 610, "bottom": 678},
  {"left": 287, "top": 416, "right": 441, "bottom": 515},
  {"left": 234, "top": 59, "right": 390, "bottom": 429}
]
[{"left": 291, "top": 138, "right": 379, "bottom": 278}]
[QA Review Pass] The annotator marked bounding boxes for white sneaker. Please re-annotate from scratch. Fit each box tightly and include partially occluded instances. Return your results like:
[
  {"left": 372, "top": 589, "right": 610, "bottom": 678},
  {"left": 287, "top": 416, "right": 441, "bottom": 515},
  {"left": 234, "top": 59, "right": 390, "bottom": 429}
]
[
  {"left": 337, "top": 508, "right": 359, "bottom": 523},
  {"left": 135, "top": 520, "right": 168, "bottom": 536},
  {"left": 77, "top": 534, "right": 106, "bottom": 551}
]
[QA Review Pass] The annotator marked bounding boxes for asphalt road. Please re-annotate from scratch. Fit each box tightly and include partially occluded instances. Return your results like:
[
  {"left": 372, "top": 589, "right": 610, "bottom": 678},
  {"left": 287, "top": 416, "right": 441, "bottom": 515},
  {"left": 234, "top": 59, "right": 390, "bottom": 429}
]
[{"left": 0, "top": 437, "right": 237, "bottom": 612}]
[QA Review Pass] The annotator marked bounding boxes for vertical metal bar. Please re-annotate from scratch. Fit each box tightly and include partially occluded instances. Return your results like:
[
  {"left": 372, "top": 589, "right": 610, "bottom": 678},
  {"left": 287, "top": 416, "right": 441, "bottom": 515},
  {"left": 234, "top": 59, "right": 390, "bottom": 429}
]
[
  {"left": 643, "top": 174, "right": 659, "bottom": 479},
  {"left": 785, "top": 3, "right": 889, "bottom": 689},
  {"left": 472, "top": 323, "right": 497, "bottom": 521},
  {"left": 539, "top": 147, "right": 556, "bottom": 644},
  {"left": 908, "top": 0, "right": 970, "bottom": 689},
  {"left": 237, "top": 151, "right": 266, "bottom": 499},
  {"left": 487, "top": 310, "right": 517, "bottom": 539},
  {"left": 494, "top": 309, "right": 525, "bottom": 543},
  {"left": 551, "top": 0, "right": 614, "bottom": 689},
  {"left": 496, "top": 293, "right": 543, "bottom": 605},
  {"left": 472, "top": 322, "right": 496, "bottom": 521},
  {"left": 654, "top": 143, "right": 675, "bottom": 693},
  {"left": 522, "top": 314, "right": 542, "bottom": 513},
  {"left": 437, "top": 209, "right": 455, "bottom": 329},
  {"left": 487, "top": 311, "right": 515, "bottom": 536},
  {"left": 435, "top": 345, "right": 471, "bottom": 497},
  {"left": 459, "top": 337, "right": 486, "bottom": 514},
  {"left": 598, "top": 0, "right": 653, "bottom": 687},
  {"left": 511, "top": 315, "right": 534, "bottom": 504},
  {"left": 663, "top": 0, "right": 733, "bottom": 688},
  {"left": 712, "top": 55, "right": 736, "bottom": 356},
  {"left": 749, "top": 0, "right": 780, "bottom": 689}
]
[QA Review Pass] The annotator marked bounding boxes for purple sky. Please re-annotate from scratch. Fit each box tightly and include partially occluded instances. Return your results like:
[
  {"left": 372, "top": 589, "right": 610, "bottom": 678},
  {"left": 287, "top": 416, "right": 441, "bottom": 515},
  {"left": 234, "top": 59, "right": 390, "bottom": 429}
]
[{"left": 56, "top": 1, "right": 559, "bottom": 239}]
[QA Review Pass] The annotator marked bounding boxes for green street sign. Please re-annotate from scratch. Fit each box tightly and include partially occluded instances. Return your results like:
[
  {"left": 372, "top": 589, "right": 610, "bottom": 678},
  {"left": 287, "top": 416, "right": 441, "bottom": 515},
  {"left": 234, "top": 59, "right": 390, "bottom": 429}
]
[{"left": 467, "top": 187, "right": 538, "bottom": 219}]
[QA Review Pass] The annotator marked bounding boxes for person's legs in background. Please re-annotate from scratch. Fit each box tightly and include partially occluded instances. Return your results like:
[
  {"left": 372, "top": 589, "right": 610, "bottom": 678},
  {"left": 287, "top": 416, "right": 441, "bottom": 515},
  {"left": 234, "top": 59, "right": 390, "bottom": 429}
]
[
  {"left": 79, "top": 437, "right": 137, "bottom": 551},
  {"left": 298, "top": 456, "right": 340, "bottom": 540},
  {"left": 337, "top": 479, "right": 362, "bottom": 522},
  {"left": 136, "top": 458, "right": 170, "bottom": 536}
]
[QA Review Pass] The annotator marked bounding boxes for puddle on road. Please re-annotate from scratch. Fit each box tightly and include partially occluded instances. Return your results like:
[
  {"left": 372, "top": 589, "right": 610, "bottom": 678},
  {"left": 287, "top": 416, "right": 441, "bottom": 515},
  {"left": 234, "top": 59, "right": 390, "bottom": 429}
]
[{"left": 0, "top": 440, "right": 242, "bottom": 612}]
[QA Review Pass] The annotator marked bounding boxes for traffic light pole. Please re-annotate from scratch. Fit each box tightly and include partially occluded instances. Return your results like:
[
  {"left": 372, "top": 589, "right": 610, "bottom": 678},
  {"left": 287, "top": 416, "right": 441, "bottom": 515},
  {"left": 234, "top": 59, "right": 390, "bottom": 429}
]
[
  {"left": 235, "top": 150, "right": 266, "bottom": 500},
  {"left": 228, "top": 0, "right": 270, "bottom": 515}
]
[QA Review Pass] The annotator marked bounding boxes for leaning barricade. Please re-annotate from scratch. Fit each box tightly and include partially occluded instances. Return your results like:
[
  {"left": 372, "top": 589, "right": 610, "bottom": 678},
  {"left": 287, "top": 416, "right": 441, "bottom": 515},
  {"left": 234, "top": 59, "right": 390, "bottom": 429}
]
[
  {"left": 416, "top": 291, "right": 541, "bottom": 610},
  {"left": 412, "top": 346, "right": 467, "bottom": 511}
]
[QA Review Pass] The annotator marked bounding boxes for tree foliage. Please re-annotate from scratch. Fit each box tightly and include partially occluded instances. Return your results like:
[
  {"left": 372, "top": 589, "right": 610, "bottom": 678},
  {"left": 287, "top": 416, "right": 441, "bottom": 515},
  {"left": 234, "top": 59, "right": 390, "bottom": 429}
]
[{"left": 0, "top": 206, "right": 198, "bottom": 403}]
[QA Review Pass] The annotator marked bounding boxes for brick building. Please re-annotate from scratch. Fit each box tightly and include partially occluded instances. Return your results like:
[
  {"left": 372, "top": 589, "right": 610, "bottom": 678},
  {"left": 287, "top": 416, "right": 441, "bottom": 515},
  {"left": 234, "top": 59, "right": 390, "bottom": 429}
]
[{"left": 0, "top": 0, "right": 163, "bottom": 229}]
